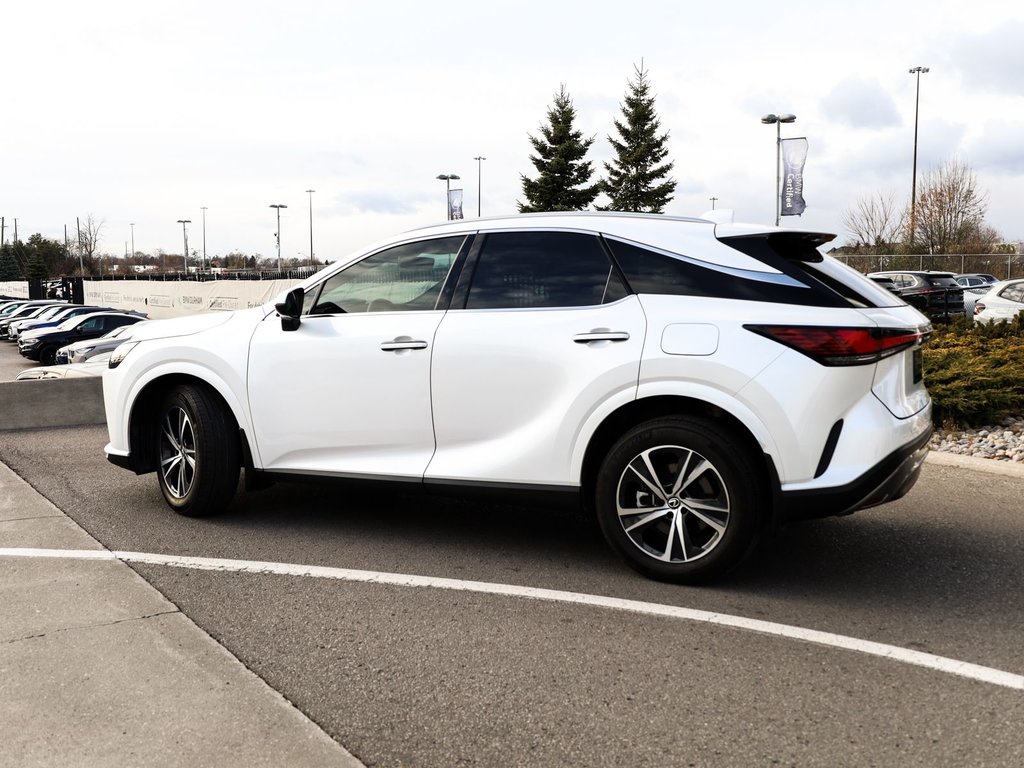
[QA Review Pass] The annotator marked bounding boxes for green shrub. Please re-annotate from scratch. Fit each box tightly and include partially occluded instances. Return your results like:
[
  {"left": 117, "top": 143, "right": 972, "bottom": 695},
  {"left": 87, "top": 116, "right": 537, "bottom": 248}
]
[{"left": 922, "top": 315, "right": 1024, "bottom": 426}]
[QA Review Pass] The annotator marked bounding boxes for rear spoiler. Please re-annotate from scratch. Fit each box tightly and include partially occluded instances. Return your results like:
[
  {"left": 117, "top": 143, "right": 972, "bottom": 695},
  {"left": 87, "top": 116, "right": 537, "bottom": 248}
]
[{"left": 718, "top": 231, "right": 836, "bottom": 263}]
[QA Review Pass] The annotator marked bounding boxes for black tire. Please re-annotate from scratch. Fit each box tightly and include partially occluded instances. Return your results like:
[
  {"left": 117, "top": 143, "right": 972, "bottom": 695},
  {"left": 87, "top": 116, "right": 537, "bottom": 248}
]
[
  {"left": 39, "top": 345, "right": 58, "bottom": 366},
  {"left": 157, "top": 384, "right": 240, "bottom": 517},
  {"left": 595, "top": 416, "right": 765, "bottom": 584}
]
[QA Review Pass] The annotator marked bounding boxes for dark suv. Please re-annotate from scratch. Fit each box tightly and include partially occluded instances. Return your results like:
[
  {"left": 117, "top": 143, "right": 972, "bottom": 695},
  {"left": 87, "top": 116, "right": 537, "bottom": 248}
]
[{"left": 867, "top": 271, "right": 965, "bottom": 321}]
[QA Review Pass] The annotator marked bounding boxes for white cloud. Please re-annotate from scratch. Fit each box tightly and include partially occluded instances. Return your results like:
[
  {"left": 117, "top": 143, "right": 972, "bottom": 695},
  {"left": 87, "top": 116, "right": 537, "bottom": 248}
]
[{"left": 2, "top": 0, "right": 1023, "bottom": 258}]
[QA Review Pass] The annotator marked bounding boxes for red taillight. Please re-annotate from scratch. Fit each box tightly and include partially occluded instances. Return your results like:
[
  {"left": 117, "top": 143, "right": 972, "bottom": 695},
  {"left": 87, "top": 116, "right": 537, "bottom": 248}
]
[{"left": 744, "top": 325, "right": 926, "bottom": 366}]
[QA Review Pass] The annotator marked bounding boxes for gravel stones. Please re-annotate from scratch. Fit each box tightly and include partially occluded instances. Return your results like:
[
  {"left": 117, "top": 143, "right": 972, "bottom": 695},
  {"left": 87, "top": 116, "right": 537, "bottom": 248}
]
[{"left": 930, "top": 415, "right": 1024, "bottom": 463}]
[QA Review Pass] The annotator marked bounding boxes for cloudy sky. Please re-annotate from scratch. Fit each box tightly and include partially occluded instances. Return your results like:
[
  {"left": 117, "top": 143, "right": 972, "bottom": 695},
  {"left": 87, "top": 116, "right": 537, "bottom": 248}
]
[{"left": 3, "top": 0, "right": 1022, "bottom": 263}]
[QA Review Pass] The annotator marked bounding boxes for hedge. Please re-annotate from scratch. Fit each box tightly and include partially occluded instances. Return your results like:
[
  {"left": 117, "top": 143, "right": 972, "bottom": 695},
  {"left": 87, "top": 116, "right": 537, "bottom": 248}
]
[{"left": 922, "top": 315, "right": 1024, "bottom": 426}]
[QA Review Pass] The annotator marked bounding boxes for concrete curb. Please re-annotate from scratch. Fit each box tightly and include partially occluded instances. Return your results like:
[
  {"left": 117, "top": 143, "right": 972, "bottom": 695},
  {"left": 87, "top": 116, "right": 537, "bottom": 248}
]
[
  {"left": 0, "top": 378, "right": 105, "bottom": 430},
  {"left": 923, "top": 449, "right": 1024, "bottom": 478}
]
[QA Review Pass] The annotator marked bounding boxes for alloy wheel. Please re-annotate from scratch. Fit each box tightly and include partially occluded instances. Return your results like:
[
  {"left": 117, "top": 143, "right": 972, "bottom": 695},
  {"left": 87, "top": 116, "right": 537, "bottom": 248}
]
[
  {"left": 615, "top": 444, "right": 730, "bottom": 564},
  {"left": 160, "top": 405, "right": 197, "bottom": 499}
]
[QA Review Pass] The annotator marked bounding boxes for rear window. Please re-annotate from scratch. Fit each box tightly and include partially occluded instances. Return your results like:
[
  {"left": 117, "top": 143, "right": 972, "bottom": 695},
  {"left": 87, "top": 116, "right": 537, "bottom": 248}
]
[
  {"left": 922, "top": 276, "right": 959, "bottom": 288},
  {"left": 604, "top": 238, "right": 847, "bottom": 307},
  {"left": 608, "top": 233, "right": 901, "bottom": 309}
]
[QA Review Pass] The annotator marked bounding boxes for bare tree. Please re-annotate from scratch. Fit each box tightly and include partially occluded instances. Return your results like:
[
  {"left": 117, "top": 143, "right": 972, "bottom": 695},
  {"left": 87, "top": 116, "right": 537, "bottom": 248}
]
[
  {"left": 841, "top": 191, "right": 905, "bottom": 253},
  {"left": 913, "top": 157, "right": 993, "bottom": 253},
  {"left": 76, "top": 214, "right": 105, "bottom": 274}
]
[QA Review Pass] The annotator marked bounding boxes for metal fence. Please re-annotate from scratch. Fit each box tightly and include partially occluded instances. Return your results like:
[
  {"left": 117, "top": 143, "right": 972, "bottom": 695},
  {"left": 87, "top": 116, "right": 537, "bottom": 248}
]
[{"left": 836, "top": 252, "right": 1024, "bottom": 280}]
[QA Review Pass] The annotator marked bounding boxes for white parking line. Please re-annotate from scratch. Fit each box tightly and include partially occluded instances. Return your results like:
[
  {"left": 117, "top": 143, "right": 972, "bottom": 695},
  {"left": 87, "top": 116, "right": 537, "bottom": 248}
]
[{"left": 3, "top": 547, "right": 1022, "bottom": 692}]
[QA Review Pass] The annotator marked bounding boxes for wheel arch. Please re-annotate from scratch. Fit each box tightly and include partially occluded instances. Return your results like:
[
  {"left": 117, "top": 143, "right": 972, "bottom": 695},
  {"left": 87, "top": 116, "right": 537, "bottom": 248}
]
[
  {"left": 578, "top": 395, "right": 779, "bottom": 522},
  {"left": 126, "top": 373, "right": 248, "bottom": 475}
]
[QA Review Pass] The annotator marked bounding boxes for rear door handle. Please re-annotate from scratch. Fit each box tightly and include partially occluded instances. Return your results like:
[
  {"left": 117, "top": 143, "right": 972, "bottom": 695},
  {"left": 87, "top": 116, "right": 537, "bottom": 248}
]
[
  {"left": 572, "top": 330, "right": 630, "bottom": 344},
  {"left": 380, "top": 338, "right": 428, "bottom": 352}
]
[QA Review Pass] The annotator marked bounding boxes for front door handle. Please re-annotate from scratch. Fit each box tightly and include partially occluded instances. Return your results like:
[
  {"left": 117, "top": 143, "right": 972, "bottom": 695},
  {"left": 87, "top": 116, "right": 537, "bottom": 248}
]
[
  {"left": 380, "top": 337, "right": 428, "bottom": 352},
  {"left": 572, "top": 329, "right": 630, "bottom": 344}
]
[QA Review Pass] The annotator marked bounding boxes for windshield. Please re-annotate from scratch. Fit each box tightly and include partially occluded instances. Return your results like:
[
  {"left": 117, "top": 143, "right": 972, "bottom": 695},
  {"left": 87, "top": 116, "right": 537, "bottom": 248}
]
[{"left": 56, "top": 315, "right": 87, "bottom": 331}]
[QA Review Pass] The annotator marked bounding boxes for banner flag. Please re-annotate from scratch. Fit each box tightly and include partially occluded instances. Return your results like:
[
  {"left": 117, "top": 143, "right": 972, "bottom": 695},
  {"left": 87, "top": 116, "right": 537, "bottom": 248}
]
[
  {"left": 781, "top": 137, "right": 808, "bottom": 216},
  {"left": 448, "top": 189, "right": 465, "bottom": 220}
]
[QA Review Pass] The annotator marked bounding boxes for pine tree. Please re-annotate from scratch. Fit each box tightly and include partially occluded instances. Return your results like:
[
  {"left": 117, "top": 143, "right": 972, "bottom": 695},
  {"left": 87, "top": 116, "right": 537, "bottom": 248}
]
[
  {"left": 0, "top": 244, "right": 22, "bottom": 280},
  {"left": 24, "top": 252, "right": 49, "bottom": 279},
  {"left": 518, "top": 85, "right": 599, "bottom": 212},
  {"left": 600, "top": 63, "right": 676, "bottom": 213}
]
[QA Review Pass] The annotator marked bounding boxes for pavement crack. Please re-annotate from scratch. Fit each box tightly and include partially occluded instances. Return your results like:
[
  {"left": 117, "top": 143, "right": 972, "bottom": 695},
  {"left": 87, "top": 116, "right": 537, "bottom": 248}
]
[
  {"left": 4, "top": 608, "right": 181, "bottom": 644},
  {"left": 0, "top": 513, "right": 64, "bottom": 523}
]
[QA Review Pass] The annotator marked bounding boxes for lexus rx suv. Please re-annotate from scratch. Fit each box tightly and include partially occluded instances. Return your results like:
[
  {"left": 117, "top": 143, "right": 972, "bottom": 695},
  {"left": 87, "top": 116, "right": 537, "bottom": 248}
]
[{"left": 103, "top": 213, "right": 933, "bottom": 583}]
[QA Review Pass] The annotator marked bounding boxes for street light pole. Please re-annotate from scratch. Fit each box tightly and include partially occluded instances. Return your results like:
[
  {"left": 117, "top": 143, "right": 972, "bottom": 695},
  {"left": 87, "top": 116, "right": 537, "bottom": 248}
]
[
  {"left": 129, "top": 222, "right": 135, "bottom": 262},
  {"left": 270, "top": 204, "right": 287, "bottom": 271},
  {"left": 473, "top": 156, "right": 486, "bottom": 216},
  {"left": 176, "top": 219, "right": 191, "bottom": 273},
  {"left": 200, "top": 206, "right": 208, "bottom": 270},
  {"left": 909, "top": 66, "right": 930, "bottom": 247},
  {"left": 760, "top": 113, "right": 796, "bottom": 226},
  {"left": 436, "top": 174, "right": 460, "bottom": 220},
  {"left": 709, "top": 196, "right": 718, "bottom": 210},
  {"left": 305, "top": 189, "right": 315, "bottom": 267}
]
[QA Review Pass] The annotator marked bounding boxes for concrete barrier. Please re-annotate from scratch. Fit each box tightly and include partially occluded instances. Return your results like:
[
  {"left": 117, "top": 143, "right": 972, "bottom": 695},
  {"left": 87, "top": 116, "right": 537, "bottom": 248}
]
[{"left": 0, "top": 378, "right": 106, "bottom": 430}]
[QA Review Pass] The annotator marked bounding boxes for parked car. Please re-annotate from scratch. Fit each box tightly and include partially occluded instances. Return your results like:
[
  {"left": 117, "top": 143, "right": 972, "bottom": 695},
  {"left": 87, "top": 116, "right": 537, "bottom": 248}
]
[
  {"left": 16, "top": 353, "right": 112, "bottom": 380},
  {"left": 954, "top": 273, "right": 999, "bottom": 315},
  {"left": 8, "top": 305, "right": 127, "bottom": 340},
  {"left": 18, "top": 312, "right": 146, "bottom": 364},
  {"left": 55, "top": 321, "right": 149, "bottom": 364},
  {"left": 955, "top": 273, "right": 998, "bottom": 287},
  {"left": 4, "top": 303, "right": 75, "bottom": 339},
  {"left": 0, "top": 299, "right": 62, "bottom": 319},
  {"left": 0, "top": 302, "right": 68, "bottom": 338},
  {"left": 103, "top": 213, "right": 933, "bottom": 583},
  {"left": 974, "top": 279, "right": 1024, "bottom": 324},
  {"left": 866, "top": 271, "right": 965, "bottom": 320}
]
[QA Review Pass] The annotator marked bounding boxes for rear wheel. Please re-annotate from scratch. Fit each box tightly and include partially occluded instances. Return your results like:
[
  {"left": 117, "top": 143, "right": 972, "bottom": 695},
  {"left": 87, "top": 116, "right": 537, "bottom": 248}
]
[
  {"left": 157, "top": 384, "right": 240, "bottom": 517},
  {"left": 595, "top": 416, "right": 765, "bottom": 583}
]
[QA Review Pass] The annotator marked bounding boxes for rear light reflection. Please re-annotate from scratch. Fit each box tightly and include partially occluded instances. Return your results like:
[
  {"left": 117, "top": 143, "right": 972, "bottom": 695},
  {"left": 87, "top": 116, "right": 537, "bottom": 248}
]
[{"left": 744, "top": 325, "right": 928, "bottom": 366}]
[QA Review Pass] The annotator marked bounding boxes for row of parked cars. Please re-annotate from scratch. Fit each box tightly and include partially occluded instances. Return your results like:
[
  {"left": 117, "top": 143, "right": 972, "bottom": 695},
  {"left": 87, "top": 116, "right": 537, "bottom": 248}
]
[
  {"left": 0, "top": 299, "right": 148, "bottom": 371},
  {"left": 866, "top": 271, "right": 1024, "bottom": 323}
]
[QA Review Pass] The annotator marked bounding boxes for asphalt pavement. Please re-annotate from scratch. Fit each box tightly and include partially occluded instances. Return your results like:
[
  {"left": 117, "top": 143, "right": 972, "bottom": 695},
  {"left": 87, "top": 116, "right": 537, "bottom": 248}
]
[{"left": 2, "top": 344, "right": 1024, "bottom": 766}]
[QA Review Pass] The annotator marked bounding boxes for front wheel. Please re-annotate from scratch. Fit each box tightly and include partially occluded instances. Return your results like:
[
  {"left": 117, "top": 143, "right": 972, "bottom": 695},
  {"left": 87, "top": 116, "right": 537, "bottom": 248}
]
[
  {"left": 595, "top": 416, "right": 765, "bottom": 583},
  {"left": 157, "top": 384, "right": 240, "bottom": 517}
]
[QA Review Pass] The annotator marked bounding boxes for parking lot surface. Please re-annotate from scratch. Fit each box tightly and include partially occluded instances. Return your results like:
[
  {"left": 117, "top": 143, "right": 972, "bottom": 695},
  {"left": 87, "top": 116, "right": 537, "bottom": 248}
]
[{"left": 1, "top": 420, "right": 1022, "bottom": 767}]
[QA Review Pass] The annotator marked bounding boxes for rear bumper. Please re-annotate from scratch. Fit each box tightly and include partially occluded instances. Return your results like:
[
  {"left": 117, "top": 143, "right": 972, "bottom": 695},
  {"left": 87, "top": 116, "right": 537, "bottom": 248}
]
[{"left": 777, "top": 426, "right": 932, "bottom": 522}]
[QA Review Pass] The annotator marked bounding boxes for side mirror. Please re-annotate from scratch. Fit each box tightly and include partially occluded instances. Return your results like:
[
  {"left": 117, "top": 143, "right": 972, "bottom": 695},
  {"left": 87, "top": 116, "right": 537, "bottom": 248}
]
[{"left": 275, "top": 287, "right": 303, "bottom": 332}]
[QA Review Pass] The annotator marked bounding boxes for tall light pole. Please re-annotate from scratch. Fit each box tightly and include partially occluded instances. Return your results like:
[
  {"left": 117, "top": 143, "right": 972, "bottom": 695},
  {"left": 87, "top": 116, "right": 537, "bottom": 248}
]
[
  {"left": 200, "top": 206, "right": 208, "bottom": 270},
  {"left": 761, "top": 113, "right": 796, "bottom": 226},
  {"left": 909, "top": 66, "right": 930, "bottom": 247},
  {"left": 436, "top": 174, "right": 460, "bottom": 220},
  {"left": 473, "top": 156, "right": 486, "bottom": 216},
  {"left": 305, "top": 189, "right": 315, "bottom": 267},
  {"left": 709, "top": 196, "right": 718, "bottom": 210},
  {"left": 176, "top": 219, "right": 191, "bottom": 273},
  {"left": 270, "top": 204, "right": 287, "bottom": 271},
  {"left": 129, "top": 222, "right": 135, "bottom": 262}
]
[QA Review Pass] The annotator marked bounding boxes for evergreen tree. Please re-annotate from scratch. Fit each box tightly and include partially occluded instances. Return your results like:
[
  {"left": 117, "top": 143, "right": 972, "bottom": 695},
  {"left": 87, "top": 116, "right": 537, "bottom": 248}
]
[
  {"left": 600, "top": 63, "right": 676, "bottom": 213},
  {"left": 24, "top": 252, "right": 49, "bottom": 279},
  {"left": 518, "top": 85, "right": 599, "bottom": 212},
  {"left": 0, "top": 244, "right": 23, "bottom": 280}
]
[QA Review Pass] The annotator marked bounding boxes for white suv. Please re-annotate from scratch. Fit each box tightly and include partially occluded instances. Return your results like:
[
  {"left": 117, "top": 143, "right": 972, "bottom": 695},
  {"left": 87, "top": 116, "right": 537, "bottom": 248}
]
[{"left": 103, "top": 213, "right": 933, "bottom": 583}]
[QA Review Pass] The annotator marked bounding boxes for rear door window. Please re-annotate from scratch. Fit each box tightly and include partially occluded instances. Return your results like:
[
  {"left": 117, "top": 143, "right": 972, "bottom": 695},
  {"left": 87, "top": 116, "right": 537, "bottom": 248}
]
[{"left": 463, "top": 231, "right": 627, "bottom": 309}]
